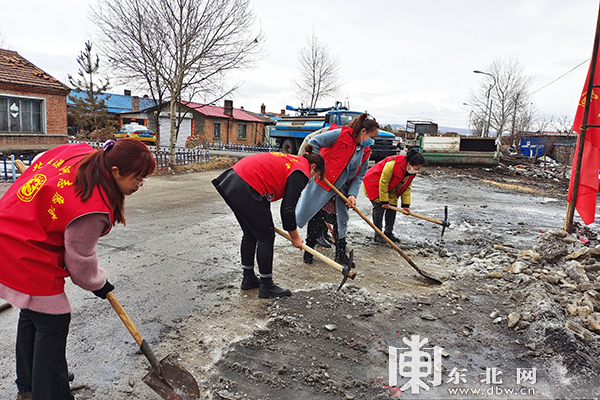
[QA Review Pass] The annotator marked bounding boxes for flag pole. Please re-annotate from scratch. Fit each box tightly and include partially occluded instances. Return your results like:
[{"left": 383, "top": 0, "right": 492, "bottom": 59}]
[{"left": 565, "top": 3, "right": 600, "bottom": 232}]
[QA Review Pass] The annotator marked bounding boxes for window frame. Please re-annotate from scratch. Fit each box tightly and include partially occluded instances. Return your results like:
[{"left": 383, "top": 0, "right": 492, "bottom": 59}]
[
  {"left": 237, "top": 123, "right": 247, "bottom": 140},
  {"left": 0, "top": 94, "right": 46, "bottom": 133}
]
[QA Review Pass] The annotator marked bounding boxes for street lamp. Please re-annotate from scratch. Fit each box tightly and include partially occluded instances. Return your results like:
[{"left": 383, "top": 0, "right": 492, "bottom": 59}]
[{"left": 473, "top": 70, "right": 497, "bottom": 137}]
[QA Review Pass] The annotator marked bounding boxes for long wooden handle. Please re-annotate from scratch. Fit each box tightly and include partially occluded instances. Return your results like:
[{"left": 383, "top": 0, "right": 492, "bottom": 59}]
[
  {"left": 14, "top": 160, "right": 27, "bottom": 173},
  {"left": 106, "top": 291, "right": 163, "bottom": 374},
  {"left": 323, "top": 178, "right": 433, "bottom": 277},
  {"left": 106, "top": 292, "right": 144, "bottom": 346},
  {"left": 274, "top": 227, "right": 356, "bottom": 279},
  {"left": 388, "top": 205, "right": 448, "bottom": 227}
]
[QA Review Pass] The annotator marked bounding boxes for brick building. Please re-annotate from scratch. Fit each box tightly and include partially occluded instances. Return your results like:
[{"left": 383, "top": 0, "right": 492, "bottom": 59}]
[
  {"left": 0, "top": 49, "right": 70, "bottom": 152},
  {"left": 141, "top": 100, "right": 275, "bottom": 148}
]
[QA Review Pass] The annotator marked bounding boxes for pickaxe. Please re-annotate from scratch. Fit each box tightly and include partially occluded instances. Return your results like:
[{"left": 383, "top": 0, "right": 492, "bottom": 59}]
[
  {"left": 388, "top": 205, "right": 450, "bottom": 237},
  {"left": 323, "top": 178, "right": 442, "bottom": 285},
  {"left": 274, "top": 227, "right": 355, "bottom": 291}
]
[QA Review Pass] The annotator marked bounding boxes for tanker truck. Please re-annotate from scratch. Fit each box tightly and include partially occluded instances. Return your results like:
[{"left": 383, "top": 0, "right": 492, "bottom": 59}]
[{"left": 269, "top": 102, "right": 400, "bottom": 162}]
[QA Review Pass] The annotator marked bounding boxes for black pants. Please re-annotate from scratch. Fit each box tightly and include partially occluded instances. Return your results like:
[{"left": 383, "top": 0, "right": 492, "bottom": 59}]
[
  {"left": 213, "top": 169, "right": 275, "bottom": 276},
  {"left": 16, "top": 309, "right": 74, "bottom": 400},
  {"left": 371, "top": 201, "right": 397, "bottom": 235}
]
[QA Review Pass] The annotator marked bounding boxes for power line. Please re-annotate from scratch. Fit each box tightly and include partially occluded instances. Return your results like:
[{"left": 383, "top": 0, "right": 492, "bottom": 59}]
[{"left": 531, "top": 58, "right": 590, "bottom": 95}]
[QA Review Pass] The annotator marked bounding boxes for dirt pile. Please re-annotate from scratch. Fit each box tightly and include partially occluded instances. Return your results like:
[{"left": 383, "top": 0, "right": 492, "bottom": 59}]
[{"left": 204, "top": 222, "right": 600, "bottom": 399}]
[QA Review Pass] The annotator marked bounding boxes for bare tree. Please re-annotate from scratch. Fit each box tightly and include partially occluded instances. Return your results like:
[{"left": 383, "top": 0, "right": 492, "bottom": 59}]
[
  {"left": 470, "top": 56, "right": 533, "bottom": 139},
  {"left": 293, "top": 31, "right": 342, "bottom": 109},
  {"left": 91, "top": 0, "right": 263, "bottom": 167}
]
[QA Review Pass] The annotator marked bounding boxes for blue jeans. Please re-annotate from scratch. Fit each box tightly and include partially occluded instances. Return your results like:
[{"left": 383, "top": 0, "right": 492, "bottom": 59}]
[{"left": 15, "top": 309, "right": 74, "bottom": 400}]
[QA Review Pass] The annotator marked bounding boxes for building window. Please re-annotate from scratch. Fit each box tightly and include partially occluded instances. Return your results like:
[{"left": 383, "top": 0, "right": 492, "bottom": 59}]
[
  {"left": 213, "top": 122, "right": 221, "bottom": 140},
  {"left": 0, "top": 95, "right": 44, "bottom": 133},
  {"left": 238, "top": 123, "right": 247, "bottom": 140}
]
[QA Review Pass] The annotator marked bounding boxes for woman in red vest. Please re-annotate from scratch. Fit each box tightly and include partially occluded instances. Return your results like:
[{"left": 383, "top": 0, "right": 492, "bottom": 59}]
[
  {"left": 295, "top": 113, "right": 380, "bottom": 266},
  {"left": 0, "top": 139, "right": 156, "bottom": 400},
  {"left": 362, "top": 149, "right": 425, "bottom": 243},
  {"left": 212, "top": 145, "right": 325, "bottom": 298}
]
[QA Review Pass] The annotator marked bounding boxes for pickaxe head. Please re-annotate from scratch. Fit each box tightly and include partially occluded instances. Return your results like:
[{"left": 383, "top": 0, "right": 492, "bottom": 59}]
[
  {"left": 441, "top": 205, "right": 449, "bottom": 238},
  {"left": 336, "top": 249, "right": 355, "bottom": 291}
]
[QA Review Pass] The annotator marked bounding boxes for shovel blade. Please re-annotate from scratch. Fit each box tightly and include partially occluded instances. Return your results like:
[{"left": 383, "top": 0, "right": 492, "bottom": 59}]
[{"left": 142, "top": 353, "right": 200, "bottom": 400}]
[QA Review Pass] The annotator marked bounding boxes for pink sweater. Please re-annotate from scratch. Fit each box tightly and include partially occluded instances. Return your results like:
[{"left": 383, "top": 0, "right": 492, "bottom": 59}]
[{"left": 0, "top": 213, "right": 111, "bottom": 314}]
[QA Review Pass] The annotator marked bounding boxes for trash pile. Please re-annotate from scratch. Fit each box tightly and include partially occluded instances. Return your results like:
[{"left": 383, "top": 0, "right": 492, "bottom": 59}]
[
  {"left": 455, "top": 222, "right": 600, "bottom": 389},
  {"left": 498, "top": 154, "right": 570, "bottom": 182}
]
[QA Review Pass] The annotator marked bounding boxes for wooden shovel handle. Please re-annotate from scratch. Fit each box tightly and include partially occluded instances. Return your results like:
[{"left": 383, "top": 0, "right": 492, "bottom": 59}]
[
  {"left": 322, "top": 178, "right": 434, "bottom": 279},
  {"left": 106, "top": 292, "right": 144, "bottom": 346},
  {"left": 14, "top": 160, "right": 27, "bottom": 173},
  {"left": 106, "top": 292, "right": 163, "bottom": 375},
  {"left": 274, "top": 227, "right": 356, "bottom": 279},
  {"left": 388, "top": 205, "right": 449, "bottom": 227}
]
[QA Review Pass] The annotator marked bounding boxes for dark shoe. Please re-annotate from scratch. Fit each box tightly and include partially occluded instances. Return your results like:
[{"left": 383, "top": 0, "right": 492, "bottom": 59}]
[
  {"left": 384, "top": 232, "right": 401, "bottom": 243},
  {"left": 374, "top": 234, "right": 386, "bottom": 244},
  {"left": 241, "top": 273, "right": 260, "bottom": 290},
  {"left": 303, "top": 250, "right": 313, "bottom": 264},
  {"left": 259, "top": 278, "right": 292, "bottom": 298},
  {"left": 334, "top": 238, "right": 355, "bottom": 268},
  {"left": 315, "top": 234, "right": 332, "bottom": 248}
]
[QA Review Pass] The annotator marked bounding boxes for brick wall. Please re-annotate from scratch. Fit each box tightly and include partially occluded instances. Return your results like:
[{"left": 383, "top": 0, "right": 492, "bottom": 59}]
[{"left": 0, "top": 85, "right": 69, "bottom": 152}]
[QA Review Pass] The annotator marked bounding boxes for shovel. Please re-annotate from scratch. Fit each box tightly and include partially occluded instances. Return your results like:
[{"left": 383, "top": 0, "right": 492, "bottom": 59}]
[
  {"left": 106, "top": 292, "right": 200, "bottom": 400},
  {"left": 388, "top": 205, "right": 450, "bottom": 237},
  {"left": 323, "top": 179, "right": 442, "bottom": 285},
  {"left": 274, "top": 227, "right": 356, "bottom": 291}
]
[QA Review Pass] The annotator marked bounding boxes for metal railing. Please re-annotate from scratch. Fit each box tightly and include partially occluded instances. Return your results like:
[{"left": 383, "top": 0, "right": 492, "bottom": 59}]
[{"left": 207, "top": 142, "right": 279, "bottom": 153}]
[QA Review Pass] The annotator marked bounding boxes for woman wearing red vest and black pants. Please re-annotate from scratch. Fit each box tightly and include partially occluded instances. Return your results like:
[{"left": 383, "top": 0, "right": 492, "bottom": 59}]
[
  {"left": 213, "top": 146, "right": 325, "bottom": 298},
  {"left": 0, "top": 139, "right": 156, "bottom": 400},
  {"left": 363, "top": 149, "right": 425, "bottom": 243}
]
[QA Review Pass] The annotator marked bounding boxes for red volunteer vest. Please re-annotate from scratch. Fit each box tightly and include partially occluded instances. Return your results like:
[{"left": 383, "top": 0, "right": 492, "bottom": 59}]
[
  {"left": 316, "top": 126, "right": 371, "bottom": 190},
  {"left": 233, "top": 152, "right": 310, "bottom": 202},
  {"left": 0, "top": 143, "right": 114, "bottom": 296},
  {"left": 363, "top": 155, "right": 416, "bottom": 201}
]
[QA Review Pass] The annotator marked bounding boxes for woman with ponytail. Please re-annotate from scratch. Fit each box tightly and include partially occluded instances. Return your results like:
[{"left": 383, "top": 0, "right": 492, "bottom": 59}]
[
  {"left": 213, "top": 145, "right": 325, "bottom": 299},
  {"left": 363, "top": 148, "right": 426, "bottom": 243},
  {"left": 295, "top": 113, "right": 379, "bottom": 267},
  {"left": 0, "top": 138, "right": 155, "bottom": 400}
]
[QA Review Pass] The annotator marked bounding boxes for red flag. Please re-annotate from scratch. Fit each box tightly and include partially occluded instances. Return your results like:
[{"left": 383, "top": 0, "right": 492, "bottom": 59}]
[{"left": 568, "top": 59, "right": 600, "bottom": 225}]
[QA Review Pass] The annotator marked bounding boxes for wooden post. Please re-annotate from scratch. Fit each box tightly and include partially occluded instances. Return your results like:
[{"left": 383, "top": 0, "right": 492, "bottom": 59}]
[{"left": 565, "top": 4, "right": 600, "bottom": 232}]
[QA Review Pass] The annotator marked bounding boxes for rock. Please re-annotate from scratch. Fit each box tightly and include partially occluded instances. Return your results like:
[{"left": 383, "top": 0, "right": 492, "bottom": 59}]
[
  {"left": 416, "top": 295, "right": 433, "bottom": 305},
  {"left": 493, "top": 316, "right": 502, "bottom": 324},
  {"left": 324, "top": 324, "right": 337, "bottom": 332},
  {"left": 519, "top": 250, "right": 541, "bottom": 263},
  {"left": 487, "top": 272, "right": 503, "bottom": 278},
  {"left": 508, "top": 312, "right": 521, "bottom": 328},
  {"left": 540, "top": 273, "right": 561, "bottom": 284},
  {"left": 548, "top": 229, "right": 567, "bottom": 237},
  {"left": 420, "top": 314, "right": 437, "bottom": 321},
  {"left": 566, "top": 247, "right": 590, "bottom": 260},
  {"left": 490, "top": 310, "right": 500, "bottom": 319},
  {"left": 567, "top": 304, "right": 578, "bottom": 316},
  {"left": 577, "top": 306, "right": 592, "bottom": 319},
  {"left": 566, "top": 321, "right": 596, "bottom": 340},
  {"left": 565, "top": 261, "right": 590, "bottom": 284},
  {"left": 588, "top": 313, "right": 600, "bottom": 333},
  {"left": 504, "top": 261, "right": 527, "bottom": 274}
]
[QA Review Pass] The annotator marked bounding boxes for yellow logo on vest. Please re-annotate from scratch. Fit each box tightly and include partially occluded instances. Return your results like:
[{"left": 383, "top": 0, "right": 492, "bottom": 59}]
[{"left": 17, "top": 174, "right": 47, "bottom": 202}]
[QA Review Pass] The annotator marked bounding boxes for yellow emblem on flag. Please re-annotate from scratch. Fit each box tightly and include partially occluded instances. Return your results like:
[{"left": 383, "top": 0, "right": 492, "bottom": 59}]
[{"left": 17, "top": 174, "right": 47, "bottom": 202}]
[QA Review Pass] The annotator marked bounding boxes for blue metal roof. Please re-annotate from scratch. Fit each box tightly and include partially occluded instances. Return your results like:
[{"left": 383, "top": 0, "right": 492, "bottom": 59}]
[{"left": 67, "top": 90, "right": 155, "bottom": 114}]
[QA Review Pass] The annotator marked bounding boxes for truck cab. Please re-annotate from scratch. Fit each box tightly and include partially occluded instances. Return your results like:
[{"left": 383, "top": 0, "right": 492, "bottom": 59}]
[{"left": 269, "top": 104, "right": 399, "bottom": 160}]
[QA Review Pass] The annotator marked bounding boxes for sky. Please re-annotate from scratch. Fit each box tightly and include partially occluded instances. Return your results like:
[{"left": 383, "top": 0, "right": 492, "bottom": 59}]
[{"left": 1, "top": 0, "right": 599, "bottom": 129}]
